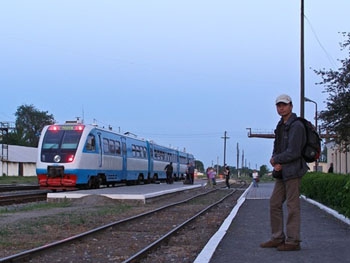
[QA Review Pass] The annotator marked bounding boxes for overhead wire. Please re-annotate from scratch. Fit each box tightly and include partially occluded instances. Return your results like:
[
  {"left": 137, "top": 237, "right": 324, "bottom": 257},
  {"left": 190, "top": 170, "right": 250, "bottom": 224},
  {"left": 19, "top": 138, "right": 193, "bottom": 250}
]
[{"left": 304, "top": 14, "right": 338, "bottom": 68}]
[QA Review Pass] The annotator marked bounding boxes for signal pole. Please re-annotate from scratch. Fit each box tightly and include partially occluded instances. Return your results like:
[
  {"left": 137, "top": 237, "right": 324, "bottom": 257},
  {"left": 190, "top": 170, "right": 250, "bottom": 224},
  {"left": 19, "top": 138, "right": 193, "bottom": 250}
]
[
  {"left": 221, "top": 131, "right": 229, "bottom": 166},
  {"left": 236, "top": 143, "right": 239, "bottom": 178}
]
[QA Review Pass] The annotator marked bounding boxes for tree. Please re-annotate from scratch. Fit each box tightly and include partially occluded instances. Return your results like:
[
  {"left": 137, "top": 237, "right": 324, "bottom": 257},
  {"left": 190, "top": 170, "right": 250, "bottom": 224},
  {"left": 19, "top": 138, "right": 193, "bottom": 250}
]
[
  {"left": 195, "top": 160, "right": 204, "bottom": 172},
  {"left": 259, "top": 164, "right": 269, "bottom": 176},
  {"left": 12, "top": 104, "right": 55, "bottom": 147},
  {"left": 314, "top": 32, "right": 350, "bottom": 152}
]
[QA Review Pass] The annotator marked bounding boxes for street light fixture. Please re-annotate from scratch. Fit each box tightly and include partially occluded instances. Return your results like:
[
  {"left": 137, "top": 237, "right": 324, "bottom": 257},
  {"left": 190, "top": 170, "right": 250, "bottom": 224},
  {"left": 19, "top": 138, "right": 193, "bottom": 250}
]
[
  {"left": 304, "top": 97, "right": 317, "bottom": 130},
  {"left": 304, "top": 97, "right": 318, "bottom": 171}
]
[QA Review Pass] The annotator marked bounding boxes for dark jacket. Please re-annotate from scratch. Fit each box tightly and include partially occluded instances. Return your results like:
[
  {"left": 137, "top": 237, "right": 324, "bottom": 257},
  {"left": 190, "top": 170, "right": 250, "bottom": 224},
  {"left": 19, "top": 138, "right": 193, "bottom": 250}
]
[
  {"left": 165, "top": 163, "right": 173, "bottom": 175},
  {"left": 272, "top": 113, "right": 308, "bottom": 180}
]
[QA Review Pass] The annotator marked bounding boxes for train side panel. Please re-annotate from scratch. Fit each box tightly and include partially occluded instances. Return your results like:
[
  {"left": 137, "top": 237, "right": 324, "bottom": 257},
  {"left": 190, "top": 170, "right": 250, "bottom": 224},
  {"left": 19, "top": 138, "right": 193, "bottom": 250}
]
[{"left": 124, "top": 137, "right": 149, "bottom": 183}]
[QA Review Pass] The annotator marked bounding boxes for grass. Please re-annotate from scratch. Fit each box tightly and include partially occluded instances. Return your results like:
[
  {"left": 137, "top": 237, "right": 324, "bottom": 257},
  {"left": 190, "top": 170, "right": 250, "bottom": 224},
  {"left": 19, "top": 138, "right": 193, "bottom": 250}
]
[
  {"left": 0, "top": 199, "right": 72, "bottom": 214},
  {"left": 0, "top": 175, "right": 38, "bottom": 184}
]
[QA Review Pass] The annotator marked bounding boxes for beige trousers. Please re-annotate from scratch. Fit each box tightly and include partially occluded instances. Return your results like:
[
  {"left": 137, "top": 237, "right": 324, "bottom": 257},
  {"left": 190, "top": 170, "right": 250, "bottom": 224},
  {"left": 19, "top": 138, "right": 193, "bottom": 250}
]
[{"left": 269, "top": 177, "right": 301, "bottom": 244}]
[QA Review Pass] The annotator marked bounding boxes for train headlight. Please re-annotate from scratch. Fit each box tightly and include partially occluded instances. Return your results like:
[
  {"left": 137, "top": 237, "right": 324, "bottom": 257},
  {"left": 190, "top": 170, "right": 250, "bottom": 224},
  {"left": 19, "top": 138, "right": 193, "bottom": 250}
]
[
  {"left": 67, "top": 155, "right": 75, "bottom": 162},
  {"left": 54, "top": 155, "right": 61, "bottom": 163}
]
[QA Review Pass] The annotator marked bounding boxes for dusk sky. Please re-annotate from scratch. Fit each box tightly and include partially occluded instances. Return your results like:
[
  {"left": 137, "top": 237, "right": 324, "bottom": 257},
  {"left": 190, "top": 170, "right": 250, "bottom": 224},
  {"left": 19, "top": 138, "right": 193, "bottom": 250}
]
[{"left": 1, "top": 0, "right": 348, "bottom": 169}]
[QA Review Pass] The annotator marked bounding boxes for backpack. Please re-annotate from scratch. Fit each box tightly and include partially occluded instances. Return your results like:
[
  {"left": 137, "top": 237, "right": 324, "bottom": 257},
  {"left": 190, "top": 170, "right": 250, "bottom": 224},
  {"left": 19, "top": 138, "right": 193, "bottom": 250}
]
[{"left": 293, "top": 117, "right": 322, "bottom": 163}]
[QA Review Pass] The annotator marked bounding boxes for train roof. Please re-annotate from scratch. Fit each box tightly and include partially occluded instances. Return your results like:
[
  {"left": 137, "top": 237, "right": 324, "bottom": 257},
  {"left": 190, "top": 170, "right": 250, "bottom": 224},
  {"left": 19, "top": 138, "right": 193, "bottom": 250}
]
[{"left": 50, "top": 122, "right": 194, "bottom": 157}]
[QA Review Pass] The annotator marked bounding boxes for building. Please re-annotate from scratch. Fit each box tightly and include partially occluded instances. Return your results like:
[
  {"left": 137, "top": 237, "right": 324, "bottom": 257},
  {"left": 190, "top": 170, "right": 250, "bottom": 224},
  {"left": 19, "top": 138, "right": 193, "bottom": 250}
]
[
  {"left": 326, "top": 142, "right": 350, "bottom": 174},
  {"left": 0, "top": 144, "right": 37, "bottom": 176}
]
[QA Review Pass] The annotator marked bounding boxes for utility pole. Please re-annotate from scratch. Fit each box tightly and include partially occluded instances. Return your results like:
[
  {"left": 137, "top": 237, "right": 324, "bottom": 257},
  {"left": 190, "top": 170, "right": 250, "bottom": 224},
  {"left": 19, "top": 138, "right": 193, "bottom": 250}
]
[
  {"left": 300, "top": 0, "right": 305, "bottom": 118},
  {"left": 217, "top": 156, "right": 219, "bottom": 177},
  {"left": 221, "top": 131, "right": 229, "bottom": 166},
  {"left": 241, "top": 149, "right": 244, "bottom": 176},
  {"left": 236, "top": 143, "right": 239, "bottom": 177}
]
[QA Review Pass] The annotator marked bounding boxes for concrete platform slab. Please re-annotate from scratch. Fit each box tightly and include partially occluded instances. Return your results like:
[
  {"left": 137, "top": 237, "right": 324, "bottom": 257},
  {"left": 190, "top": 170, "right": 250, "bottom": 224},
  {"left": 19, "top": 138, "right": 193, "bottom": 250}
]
[{"left": 47, "top": 182, "right": 203, "bottom": 203}]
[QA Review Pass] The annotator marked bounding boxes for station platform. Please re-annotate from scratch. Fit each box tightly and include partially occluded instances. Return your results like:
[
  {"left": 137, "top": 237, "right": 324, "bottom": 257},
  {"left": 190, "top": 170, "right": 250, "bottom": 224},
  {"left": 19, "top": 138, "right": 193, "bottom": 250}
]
[
  {"left": 47, "top": 181, "right": 203, "bottom": 203},
  {"left": 195, "top": 182, "right": 350, "bottom": 263}
]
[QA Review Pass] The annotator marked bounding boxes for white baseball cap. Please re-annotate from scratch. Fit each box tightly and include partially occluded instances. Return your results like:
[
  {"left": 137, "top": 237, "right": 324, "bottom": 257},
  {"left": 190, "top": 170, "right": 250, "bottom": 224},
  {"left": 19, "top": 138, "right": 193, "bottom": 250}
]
[{"left": 275, "top": 94, "right": 292, "bottom": 104}]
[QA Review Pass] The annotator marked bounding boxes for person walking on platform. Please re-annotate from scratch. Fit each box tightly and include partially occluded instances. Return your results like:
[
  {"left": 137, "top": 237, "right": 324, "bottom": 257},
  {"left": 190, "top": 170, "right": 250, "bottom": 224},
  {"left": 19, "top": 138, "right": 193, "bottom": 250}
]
[
  {"left": 252, "top": 169, "right": 259, "bottom": 187},
  {"left": 186, "top": 162, "right": 195, "bottom": 184},
  {"left": 164, "top": 162, "right": 173, "bottom": 184},
  {"left": 206, "top": 167, "right": 212, "bottom": 188},
  {"left": 224, "top": 165, "right": 230, "bottom": 189},
  {"left": 260, "top": 94, "right": 308, "bottom": 251},
  {"left": 207, "top": 167, "right": 216, "bottom": 186}
]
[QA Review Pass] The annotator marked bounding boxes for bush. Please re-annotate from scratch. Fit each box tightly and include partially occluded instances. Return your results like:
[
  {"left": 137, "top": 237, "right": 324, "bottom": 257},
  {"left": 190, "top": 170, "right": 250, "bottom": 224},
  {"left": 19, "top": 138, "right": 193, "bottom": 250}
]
[{"left": 301, "top": 172, "right": 350, "bottom": 218}]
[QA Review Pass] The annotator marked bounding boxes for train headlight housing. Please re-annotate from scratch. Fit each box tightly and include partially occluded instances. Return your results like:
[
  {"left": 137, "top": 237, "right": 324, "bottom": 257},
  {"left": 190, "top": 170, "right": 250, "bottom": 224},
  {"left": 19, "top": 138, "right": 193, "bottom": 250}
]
[{"left": 54, "top": 155, "right": 61, "bottom": 163}]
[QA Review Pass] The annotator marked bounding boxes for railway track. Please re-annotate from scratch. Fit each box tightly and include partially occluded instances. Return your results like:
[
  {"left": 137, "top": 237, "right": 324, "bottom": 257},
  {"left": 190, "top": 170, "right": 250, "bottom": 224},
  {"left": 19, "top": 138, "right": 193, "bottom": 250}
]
[
  {"left": 0, "top": 185, "right": 39, "bottom": 192},
  {"left": 0, "top": 185, "right": 246, "bottom": 262},
  {"left": 0, "top": 190, "right": 48, "bottom": 206}
]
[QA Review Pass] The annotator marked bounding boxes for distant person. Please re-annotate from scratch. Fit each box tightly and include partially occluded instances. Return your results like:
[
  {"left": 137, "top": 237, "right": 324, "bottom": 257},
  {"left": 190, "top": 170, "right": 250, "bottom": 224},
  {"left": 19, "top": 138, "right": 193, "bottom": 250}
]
[
  {"left": 224, "top": 165, "right": 230, "bottom": 189},
  {"left": 260, "top": 94, "right": 308, "bottom": 251},
  {"left": 206, "top": 167, "right": 213, "bottom": 188},
  {"left": 252, "top": 169, "right": 259, "bottom": 187},
  {"left": 187, "top": 162, "right": 195, "bottom": 184},
  {"left": 328, "top": 163, "right": 334, "bottom": 173},
  {"left": 164, "top": 162, "right": 173, "bottom": 184},
  {"left": 208, "top": 167, "right": 216, "bottom": 186}
]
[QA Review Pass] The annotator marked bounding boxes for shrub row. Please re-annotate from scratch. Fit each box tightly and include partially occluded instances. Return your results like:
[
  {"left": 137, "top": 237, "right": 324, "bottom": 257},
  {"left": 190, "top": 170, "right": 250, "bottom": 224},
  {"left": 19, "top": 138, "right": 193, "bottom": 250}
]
[{"left": 301, "top": 172, "right": 350, "bottom": 218}]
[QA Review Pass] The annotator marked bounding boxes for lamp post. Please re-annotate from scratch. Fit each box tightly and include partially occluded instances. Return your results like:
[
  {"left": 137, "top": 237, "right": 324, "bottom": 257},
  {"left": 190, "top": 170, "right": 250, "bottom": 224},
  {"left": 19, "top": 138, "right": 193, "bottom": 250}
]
[
  {"left": 304, "top": 97, "right": 318, "bottom": 171},
  {"left": 304, "top": 97, "right": 317, "bottom": 131}
]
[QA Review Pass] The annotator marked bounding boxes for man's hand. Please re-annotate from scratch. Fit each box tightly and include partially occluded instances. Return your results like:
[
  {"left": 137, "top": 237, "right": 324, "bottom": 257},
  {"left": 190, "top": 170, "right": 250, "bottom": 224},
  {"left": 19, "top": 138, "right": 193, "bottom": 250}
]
[{"left": 274, "top": 163, "right": 282, "bottom": 171}]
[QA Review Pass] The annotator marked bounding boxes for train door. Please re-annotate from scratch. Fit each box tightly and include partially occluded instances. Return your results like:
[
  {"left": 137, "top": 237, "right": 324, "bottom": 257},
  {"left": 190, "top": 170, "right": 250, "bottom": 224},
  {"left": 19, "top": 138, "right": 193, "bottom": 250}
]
[
  {"left": 147, "top": 141, "right": 153, "bottom": 181},
  {"left": 121, "top": 137, "right": 127, "bottom": 180},
  {"left": 176, "top": 152, "right": 180, "bottom": 179},
  {"left": 97, "top": 133, "right": 102, "bottom": 167}
]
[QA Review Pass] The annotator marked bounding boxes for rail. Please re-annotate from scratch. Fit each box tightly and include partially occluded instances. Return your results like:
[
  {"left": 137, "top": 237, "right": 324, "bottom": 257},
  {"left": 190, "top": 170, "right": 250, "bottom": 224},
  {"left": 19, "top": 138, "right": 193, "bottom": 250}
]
[{"left": 0, "top": 184, "right": 246, "bottom": 262}]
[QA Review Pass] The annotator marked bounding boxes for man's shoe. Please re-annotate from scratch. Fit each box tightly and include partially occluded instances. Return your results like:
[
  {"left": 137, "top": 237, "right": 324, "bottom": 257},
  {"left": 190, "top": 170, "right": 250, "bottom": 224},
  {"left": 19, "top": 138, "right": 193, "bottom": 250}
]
[
  {"left": 277, "top": 243, "right": 301, "bottom": 251},
  {"left": 260, "top": 239, "right": 284, "bottom": 248}
]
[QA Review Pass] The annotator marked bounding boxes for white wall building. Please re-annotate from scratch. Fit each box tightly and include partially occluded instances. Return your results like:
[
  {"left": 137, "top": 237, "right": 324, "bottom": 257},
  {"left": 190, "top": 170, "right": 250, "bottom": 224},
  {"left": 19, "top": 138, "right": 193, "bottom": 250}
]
[
  {"left": 327, "top": 141, "right": 350, "bottom": 174},
  {"left": 0, "top": 144, "right": 37, "bottom": 176}
]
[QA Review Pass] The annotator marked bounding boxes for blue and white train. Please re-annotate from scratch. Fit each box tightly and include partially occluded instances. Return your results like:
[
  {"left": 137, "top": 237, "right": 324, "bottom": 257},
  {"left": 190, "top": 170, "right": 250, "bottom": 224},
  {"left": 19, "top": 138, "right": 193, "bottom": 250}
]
[{"left": 36, "top": 121, "right": 195, "bottom": 190}]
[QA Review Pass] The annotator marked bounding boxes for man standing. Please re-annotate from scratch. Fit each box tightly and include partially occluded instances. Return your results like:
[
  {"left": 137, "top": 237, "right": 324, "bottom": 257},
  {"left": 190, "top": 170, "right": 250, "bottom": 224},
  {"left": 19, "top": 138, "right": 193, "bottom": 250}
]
[
  {"left": 187, "top": 162, "right": 195, "bottom": 184},
  {"left": 164, "top": 162, "right": 173, "bottom": 184},
  {"left": 224, "top": 165, "right": 230, "bottom": 189},
  {"left": 260, "top": 94, "right": 308, "bottom": 251}
]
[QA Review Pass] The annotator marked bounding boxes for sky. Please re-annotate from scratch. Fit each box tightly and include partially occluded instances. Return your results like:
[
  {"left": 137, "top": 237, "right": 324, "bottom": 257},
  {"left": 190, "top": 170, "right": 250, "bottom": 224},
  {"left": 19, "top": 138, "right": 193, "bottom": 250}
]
[{"left": 0, "top": 0, "right": 349, "bottom": 170}]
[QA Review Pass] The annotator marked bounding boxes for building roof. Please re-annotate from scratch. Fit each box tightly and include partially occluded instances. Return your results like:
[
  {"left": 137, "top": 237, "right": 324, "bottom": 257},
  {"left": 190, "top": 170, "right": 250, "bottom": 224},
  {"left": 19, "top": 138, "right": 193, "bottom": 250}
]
[{"left": 0, "top": 144, "right": 37, "bottom": 163}]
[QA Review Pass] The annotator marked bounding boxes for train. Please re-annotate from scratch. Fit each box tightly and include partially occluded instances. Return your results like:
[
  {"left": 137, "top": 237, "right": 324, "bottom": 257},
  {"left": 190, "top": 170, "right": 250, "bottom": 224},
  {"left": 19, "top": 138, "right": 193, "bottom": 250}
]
[{"left": 36, "top": 121, "right": 195, "bottom": 190}]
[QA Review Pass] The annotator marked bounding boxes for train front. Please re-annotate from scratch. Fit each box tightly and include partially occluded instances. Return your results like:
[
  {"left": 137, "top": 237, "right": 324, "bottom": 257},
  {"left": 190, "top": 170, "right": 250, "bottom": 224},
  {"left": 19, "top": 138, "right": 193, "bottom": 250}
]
[{"left": 36, "top": 123, "right": 86, "bottom": 190}]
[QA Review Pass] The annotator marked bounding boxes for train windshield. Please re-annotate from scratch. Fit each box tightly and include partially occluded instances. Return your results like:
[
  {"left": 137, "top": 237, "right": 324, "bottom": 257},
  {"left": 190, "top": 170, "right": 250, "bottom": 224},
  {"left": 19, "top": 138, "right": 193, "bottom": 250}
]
[{"left": 42, "top": 125, "right": 84, "bottom": 150}]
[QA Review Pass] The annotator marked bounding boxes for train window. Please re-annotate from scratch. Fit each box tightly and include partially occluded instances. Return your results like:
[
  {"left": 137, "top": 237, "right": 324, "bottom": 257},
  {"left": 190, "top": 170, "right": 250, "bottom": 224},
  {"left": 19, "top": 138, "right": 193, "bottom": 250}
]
[
  {"left": 85, "top": 135, "right": 96, "bottom": 151},
  {"left": 61, "top": 131, "right": 81, "bottom": 149},
  {"left": 103, "top": 138, "right": 109, "bottom": 153},
  {"left": 43, "top": 142, "right": 59, "bottom": 149},
  {"left": 42, "top": 131, "right": 62, "bottom": 149},
  {"left": 132, "top": 145, "right": 143, "bottom": 158},
  {"left": 140, "top": 147, "right": 144, "bottom": 158},
  {"left": 115, "top": 141, "right": 121, "bottom": 155},
  {"left": 109, "top": 140, "right": 115, "bottom": 154},
  {"left": 155, "top": 150, "right": 160, "bottom": 160},
  {"left": 132, "top": 145, "right": 136, "bottom": 157},
  {"left": 142, "top": 147, "right": 147, "bottom": 158}
]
